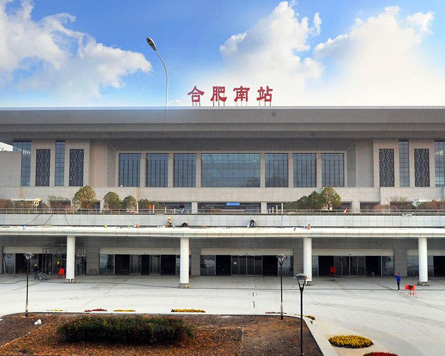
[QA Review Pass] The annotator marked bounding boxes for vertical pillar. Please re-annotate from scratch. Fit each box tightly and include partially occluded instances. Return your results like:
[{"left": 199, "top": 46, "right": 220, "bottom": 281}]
[
  {"left": 190, "top": 241, "right": 201, "bottom": 276},
  {"left": 394, "top": 242, "right": 408, "bottom": 277},
  {"left": 260, "top": 153, "right": 265, "bottom": 188},
  {"left": 66, "top": 236, "right": 76, "bottom": 282},
  {"left": 191, "top": 202, "right": 198, "bottom": 214},
  {"left": 303, "top": 237, "right": 313, "bottom": 285},
  {"left": 86, "top": 246, "right": 100, "bottom": 275},
  {"left": 180, "top": 238, "right": 190, "bottom": 288},
  {"left": 261, "top": 202, "right": 267, "bottom": 214},
  {"left": 316, "top": 153, "right": 322, "bottom": 188},
  {"left": 418, "top": 237, "right": 428, "bottom": 286},
  {"left": 196, "top": 153, "right": 201, "bottom": 188},
  {"left": 0, "top": 246, "right": 3, "bottom": 274}
]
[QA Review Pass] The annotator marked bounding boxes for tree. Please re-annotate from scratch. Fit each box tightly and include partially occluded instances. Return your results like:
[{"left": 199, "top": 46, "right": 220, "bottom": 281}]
[
  {"left": 103, "top": 192, "right": 121, "bottom": 210},
  {"left": 73, "top": 186, "right": 97, "bottom": 209},
  {"left": 121, "top": 195, "right": 137, "bottom": 210},
  {"left": 320, "top": 187, "right": 342, "bottom": 210}
]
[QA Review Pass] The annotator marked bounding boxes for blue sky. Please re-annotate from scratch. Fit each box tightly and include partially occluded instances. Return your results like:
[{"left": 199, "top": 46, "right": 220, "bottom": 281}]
[{"left": 0, "top": 0, "right": 445, "bottom": 107}]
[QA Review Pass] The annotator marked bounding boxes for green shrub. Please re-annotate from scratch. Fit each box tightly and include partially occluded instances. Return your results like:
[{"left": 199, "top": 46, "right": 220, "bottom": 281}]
[{"left": 58, "top": 316, "right": 195, "bottom": 345}]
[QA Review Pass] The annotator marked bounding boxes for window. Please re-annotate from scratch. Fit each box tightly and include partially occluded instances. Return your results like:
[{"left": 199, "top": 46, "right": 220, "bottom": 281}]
[
  {"left": 414, "top": 149, "right": 430, "bottom": 187},
  {"left": 322, "top": 153, "right": 344, "bottom": 187},
  {"left": 201, "top": 153, "right": 260, "bottom": 187},
  {"left": 435, "top": 141, "right": 445, "bottom": 187},
  {"left": 293, "top": 153, "right": 316, "bottom": 187},
  {"left": 13, "top": 141, "right": 31, "bottom": 186},
  {"left": 35, "top": 149, "right": 50, "bottom": 186},
  {"left": 69, "top": 149, "right": 84, "bottom": 186},
  {"left": 399, "top": 141, "right": 410, "bottom": 187},
  {"left": 379, "top": 149, "right": 394, "bottom": 187},
  {"left": 119, "top": 153, "right": 141, "bottom": 187},
  {"left": 146, "top": 153, "right": 168, "bottom": 187},
  {"left": 55, "top": 141, "right": 65, "bottom": 186},
  {"left": 174, "top": 153, "right": 196, "bottom": 187},
  {"left": 265, "top": 153, "right": 288, "bottom": 187}
]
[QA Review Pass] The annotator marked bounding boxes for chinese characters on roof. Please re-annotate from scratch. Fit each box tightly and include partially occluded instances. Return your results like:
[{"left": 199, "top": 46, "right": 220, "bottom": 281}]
[{"left": 187, "top": 86, "right": 273, "bottom": 106}]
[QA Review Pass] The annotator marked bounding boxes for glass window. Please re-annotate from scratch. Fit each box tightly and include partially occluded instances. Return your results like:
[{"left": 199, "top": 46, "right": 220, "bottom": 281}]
[
  {"left": 435, "top": 141, "right": 445, "bottom": 187},
  {"left": 399, "top": 141, "right": 410, "bottom": 187},
  {"left": 379, "top": 149, "right": 394, "bottom": 187},
  {"left": 35, "top": 149, "right": 50, "bottom": 186},
  {"left": 119, "top": 153, "right": 141, "bottom": 187},
  {"left": 414, "top": 149, "right": 430, "bottom": 187},
  {"left": 322, "top": 153, "right": 344, "bottom": 187},
  {"left": 69, "top": 149, "right": 84, "bottom": 186},
  {"left": 265, "top": 153, "right": 288, "bottom": 187},
  {"left": 55, "top": 141, "right": 65, "bottom": 186},
  {"left": 13, "top": 141, "right": 31, "bottom": 186},
  {"left": 146, "top": 153, "right": 168, "bottom": 187},
  {"left": 201, "top": 153, "right": 260, "bottom": 187},
  {"left": 293, "top": 153, "right": 316, "bottom": 187},
  {"left": 174, "top": 153, "right": 196, "bottom": 187}
]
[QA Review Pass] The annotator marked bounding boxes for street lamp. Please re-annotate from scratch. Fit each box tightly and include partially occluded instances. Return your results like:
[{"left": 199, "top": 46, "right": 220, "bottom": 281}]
[
  {"left": 146, "top": 37, "right": 169, "bottom": 122},
  {"left": 24, "top": 252, "right": 33, "bottom": 317},
  {"left": 276, "top": 254, "right": 287, "bottom": 320},
  {"left": 296, "top": 273, "right": 308, "bottom": 356}
]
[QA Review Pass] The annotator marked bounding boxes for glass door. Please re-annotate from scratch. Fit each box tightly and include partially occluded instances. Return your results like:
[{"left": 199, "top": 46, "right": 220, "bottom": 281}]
[
  {"left": 129, "top": 255, "right": 141, "bottom": 275},
  {"left": 149, "top": 255, "right": 161, "bottom": 275}
]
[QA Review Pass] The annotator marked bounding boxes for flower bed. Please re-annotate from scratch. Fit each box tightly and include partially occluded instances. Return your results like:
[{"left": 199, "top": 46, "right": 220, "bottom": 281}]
[
  {"left": 329, "top": 335, "right": 373, "bottom": 348},
  {"left": 363, "top": 353, "right": 399, "bottom": 356},
  {"left": 84, "top": 308, "right": 107, "bottom": 312},
  {"left": 112, "top": 309, "right": 135, "bottom": 312},
  {"left": 171, "top": 309, "right": 205, "bottom": 313}
]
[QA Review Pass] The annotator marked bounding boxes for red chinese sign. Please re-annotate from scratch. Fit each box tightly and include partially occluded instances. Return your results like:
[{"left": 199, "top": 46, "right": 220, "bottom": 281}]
[
  {"left": 187, "top": 86, "right": 204, "bottom": 106},
  {"left": 188, "top": 85, "right": 273, "bottom": 106},
  {"left": 233, "top": 86, "right": 250, "bottom": 103},
  {"left": 257, "top": 86, "right": 273, "bottom": 105},
  {"left": 210, "top": 86, "right": 228, "bottom": 106}
]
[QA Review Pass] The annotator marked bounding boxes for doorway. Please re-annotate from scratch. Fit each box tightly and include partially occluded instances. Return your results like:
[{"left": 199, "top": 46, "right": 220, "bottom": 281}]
[
  {"left": 262, "top": 256, "right": 278, "bottom": 276},
  {"left": 319, "top": 256, "right": 334, "bottom": 276},
  {"left": 434, "top": 256, "right": 445, "bottom": 277},
  {"left": 216, "top": 255, "right": 231, "bottom": 275},
  {"left": 115, "top": 255, "right": 130, "bottom": 275}
]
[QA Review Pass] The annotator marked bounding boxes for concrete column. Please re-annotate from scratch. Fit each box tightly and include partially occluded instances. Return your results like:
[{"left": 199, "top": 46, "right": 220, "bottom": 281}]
[
  {"left": 86, "top": 246, "right": 100, "bottom": 275},
  {"left": 168, "top": 153, "right": 174, "bottom": 187},
  {"left": 394, "top": 243, "right": 408, "bottom": 277},
  {"left": 316, "top": 153, "right": 322, "bottom": 188},
  {"left": 180, "top": 238, "right": 190, "bottom": 288},
  {"left": 260, "top": 153, "right": 265, "bottom": 188},
  {"left": 288, "top": 152, "right": 293, "bottom": 188},
  {"left": 191, "top": 202, "right": 198, "bottom": 214},
  {"left": 140, "top": 153, "right": 146, "bottom": 188},
  {"left": 351, "top": 200, "right": 360, "bottom": 213},
  {"left": 293, "top": 243, "right": 303, "bottom": 276},
  {"left": 196, "top": 153, "right": 201, "bottom": 188},
  {"left": 303, "top": 237, "right": 313, "bottom": 285},
  {"left": 418, "top": 237, "right": 428, "bottom": 285},
  {"left": 0, "top": 246, "right": 3, "bottom": 274},
  {"left": 261, "top": 202, "right": 267, "bottom": 214},
  {"left": 66, "top": 236, "right": 76, "bottom": 282}
]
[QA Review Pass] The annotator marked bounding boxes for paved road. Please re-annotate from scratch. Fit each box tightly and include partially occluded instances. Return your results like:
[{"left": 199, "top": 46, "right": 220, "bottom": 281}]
[{"left": 1, "top": 275, "right": 444, "bottom": 356}]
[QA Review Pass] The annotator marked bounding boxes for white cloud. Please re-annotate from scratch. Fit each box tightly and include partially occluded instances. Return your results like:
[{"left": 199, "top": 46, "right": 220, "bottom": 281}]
[{"left": 0, "top": 0, "right": 151, "bottom": 102}]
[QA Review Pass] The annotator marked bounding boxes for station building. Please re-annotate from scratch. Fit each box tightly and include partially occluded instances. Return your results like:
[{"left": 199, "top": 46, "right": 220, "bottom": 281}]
[{"left": 0, "top": 107, "right": 445, "bottom": 286}]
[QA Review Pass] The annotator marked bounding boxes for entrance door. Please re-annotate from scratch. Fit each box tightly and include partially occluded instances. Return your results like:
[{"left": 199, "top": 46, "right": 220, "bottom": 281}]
[
  {"left": 263, "top": 256, "right": 278, "bottom": 276},
  {"left": 434, "top": 256, "right": 445, "bottom": 276},
  {"left": 115, "top": 255, "right": 130, "bottom": 275},
  {"left": 129, "top": 255, "right": 141, "bottom": 275},
  {"left": 366, "top": 256, "right": 381, "bottom": 276},
  {"left": 319, "top": 256, "right": 334, "bottom": 276},
  {"left": 149, "top": 255, "right": 161, "bottom": 275},
  {"left": 161, "top": 255, "right": 176, "bottom": 275},
  {"left": 141, "top": 255, "right": 150, "bottom": 275},
  {"left": 216, "top": 255, "right": 231, "bottom": 275}
]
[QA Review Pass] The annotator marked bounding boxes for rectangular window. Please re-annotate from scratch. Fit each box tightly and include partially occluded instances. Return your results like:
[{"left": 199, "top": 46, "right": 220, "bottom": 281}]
[
  {"left": 379, "top": 149, "right": 395, "bottom": 187},
  {"left": 265, "top": 153, "right": 288, "bottom": 187},
  {"left": 322, "top": 153, "right": 344, "bottom": 187},
  {"left": 13, "top": 141, "right": 31, "bottom": 186},
  {"left": 414, "top": 149, "right": 430, "bottom": 187},
  {"left": 119, "top": 153, "right": 141, "bottom": 187},
  {"left": 35, "top": 149, "right": 50, "bottom": 186},
  {"left": 435, "top": 141, "right": 445, "bottom": 187},
  {"left": 399, "top": 141, "right": 410, "bottom": 187},
  {"left": 146, "top": 153, "right": 168, "bottom": 187},
  {"left": 55, "top": 141, "right": 65, "bottom": 186},
  {"left": 293, "top": 153, "right": 316, "bottom": 187},
  {"left": 174, "top": 153, "right": 196, "bottom": 187},
  {"left": 201, "top": 153, "right": 260, "bottom": 187},
  {"left": 69, "top": 149, "right": 84, "bottom": 186}
]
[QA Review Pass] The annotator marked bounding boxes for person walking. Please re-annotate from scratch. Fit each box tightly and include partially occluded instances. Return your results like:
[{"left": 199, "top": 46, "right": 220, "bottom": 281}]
[
  {"left": 395, "top": 273, "right": 401, "bottom": 290},
  {"left": 33, "top": 264, "right": 39, "bottom": 280}
]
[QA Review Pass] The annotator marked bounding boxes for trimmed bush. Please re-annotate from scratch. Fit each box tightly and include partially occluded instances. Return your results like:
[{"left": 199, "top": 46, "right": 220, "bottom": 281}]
[
  {"left": 329, "top": 335, "right": 373, "bottom": 348},
  {"left": 58, "top": 316, "right": 195, "bottom": 345}
]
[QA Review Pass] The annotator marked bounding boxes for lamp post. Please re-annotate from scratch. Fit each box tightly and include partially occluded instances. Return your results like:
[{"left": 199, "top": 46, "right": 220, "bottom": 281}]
[
  {"left": 276, "top": 254, "right": 287, "bottom": 320},
  {"left": 24, "top": 252, "right": 33, "bottom": 317},
  {"left": 296, "top": 273, "right": 308, "bottom": 356},
  {"left": 146, "top": 37, "right": 169, "bottom": 122}
]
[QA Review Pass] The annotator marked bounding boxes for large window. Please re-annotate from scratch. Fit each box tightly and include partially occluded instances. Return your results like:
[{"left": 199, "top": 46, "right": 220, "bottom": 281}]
[
  {"left": 69, "top": 149, "right": 84, "bottom": 186},
  {"left": 201, "top": 153, "right": 260, "bottom": 187},
  {"left": 379, "top": 149, "right": 394, "bottom": 187},
  {"left": 293, "top": 153, "right": 316, "bottom": 187},
  {"left": 265, "top": 153, "right": 288, "bottom": 187},
  {"left": 322, "top": 153, "right": 344, "bottom": 187},
  {"left": 435, "top": 141, "right": 445, "bottom": 187},
  {"left": 146, "top": 153, "right": 168, "bottom": 187},
  {"left": 35, "top": 149, "right": 50, "bottom": 186},
  {"left": 414, "top": 149, "right": 430, "bottom": 187},
  {"left": 399, "top": 141, "right": 410, "bottom": 187},
  {"left": 55, "top": 141, "right": 65, "bottom": 186},
  {"left": 13, "top": 141, "right": 31, "bottom": 186},
  {"left": 119, "top": 153, "right": 141, "bottom": 187},
  {"left": 174, "top": 153, "right": 196, "bottom": 187}
]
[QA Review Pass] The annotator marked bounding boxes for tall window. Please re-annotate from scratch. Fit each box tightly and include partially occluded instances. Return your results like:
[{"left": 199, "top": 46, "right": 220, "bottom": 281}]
[
  {"left": 35, "top": 149, "right": 50, "bottom": 186},
  {"left": 435, "top": 141, "right": 445, "bottom": 187},
  {"left": 119, "top": 153, "right": 141, "bottom": 187},
  {"left": 174, "top": 153, "right": 196, "bottom": 187},
  {"left": 414, "top": 149, "right": 430, "bottom": 187},
  {"left": 146, "top": 153, "right": 168, "bottom": 187},
  {"left": 201, "top": 153, "right": 260, "bottom": 187},
  {"left": 379, "top": 149, "right": 394, "bottom": 187},
  {"left": 322, "top": 153, "right": 344, "bottom": 187},
  {"left": 55, "top": 141, "right": 65, "bottom": 186},
  {"left": 293, "top": 153, "right": 316, "bottom": 187},
  {"left": 13, "top": 141, "right": 31, "bottom": 186},
  {"left": 399, "top": 141, "right": 410, "bottom": 187},
  {"left": 265, "top": 153, "right": 288, "bottom": 187},
  {"left": 69, "top": 149, "right": 84, "bottom": 186}
]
